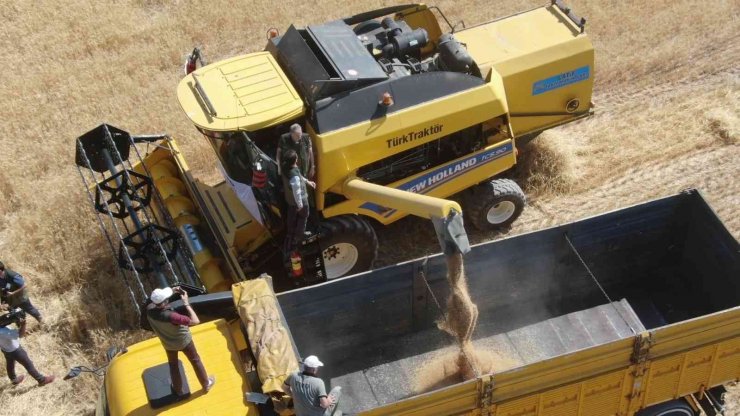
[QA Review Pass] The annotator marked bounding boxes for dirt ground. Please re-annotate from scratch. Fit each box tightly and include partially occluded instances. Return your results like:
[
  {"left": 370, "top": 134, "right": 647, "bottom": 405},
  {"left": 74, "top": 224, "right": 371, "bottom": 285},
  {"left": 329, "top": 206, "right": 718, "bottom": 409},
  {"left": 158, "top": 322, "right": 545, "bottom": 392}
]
[{"left": 0, "top": 0, "right": 737, "bottom": 415}]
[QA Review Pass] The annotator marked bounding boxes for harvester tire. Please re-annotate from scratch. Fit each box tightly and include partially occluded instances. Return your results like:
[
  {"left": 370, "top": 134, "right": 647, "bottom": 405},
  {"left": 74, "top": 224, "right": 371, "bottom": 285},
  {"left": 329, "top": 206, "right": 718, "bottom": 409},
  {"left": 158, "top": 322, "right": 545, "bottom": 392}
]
[
  {"left": 319, "top": 215, "right": 378, "bottom": 280},
  {"left": 467, "top": 179, "right": 525, "bottom": 231}
]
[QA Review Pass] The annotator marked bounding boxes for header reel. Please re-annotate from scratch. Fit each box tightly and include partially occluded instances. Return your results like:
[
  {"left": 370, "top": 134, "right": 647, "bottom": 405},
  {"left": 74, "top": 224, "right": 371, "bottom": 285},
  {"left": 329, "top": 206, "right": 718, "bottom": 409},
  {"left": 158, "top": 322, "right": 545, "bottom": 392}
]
[{"left": 75, "top": 124, "right": 202, "bottom": 314}]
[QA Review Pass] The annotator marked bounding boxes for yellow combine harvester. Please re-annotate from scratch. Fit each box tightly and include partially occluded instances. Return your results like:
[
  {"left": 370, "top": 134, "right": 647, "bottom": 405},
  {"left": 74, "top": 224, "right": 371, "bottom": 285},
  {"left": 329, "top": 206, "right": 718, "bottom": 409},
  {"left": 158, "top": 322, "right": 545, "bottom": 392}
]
[
  {"left": 77, "top": 2, "right": 595, "bottom": 295},
  {"left": 178, "top": 2, "right": 593, "bottom": 283}
]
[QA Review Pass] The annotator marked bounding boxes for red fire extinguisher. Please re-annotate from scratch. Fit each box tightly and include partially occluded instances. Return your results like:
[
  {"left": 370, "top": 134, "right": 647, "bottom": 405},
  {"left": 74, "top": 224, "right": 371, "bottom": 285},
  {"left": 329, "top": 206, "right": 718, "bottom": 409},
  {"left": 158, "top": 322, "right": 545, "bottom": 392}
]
[
  {"left": 252, "top": 162, "right": 267, "bottom": 189},
  {"left": 290, "top": 251, "right": 304, "bottom": 278},
  {"left": 184, "top": 47, "right": 204, "bottom": 75}
]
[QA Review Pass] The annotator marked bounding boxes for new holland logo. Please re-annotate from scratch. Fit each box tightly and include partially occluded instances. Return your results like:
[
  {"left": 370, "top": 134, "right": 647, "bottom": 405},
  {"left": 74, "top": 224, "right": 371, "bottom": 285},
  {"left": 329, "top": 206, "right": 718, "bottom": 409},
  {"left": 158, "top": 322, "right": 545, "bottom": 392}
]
[
  {"left": 407, "top": 157, "right": 477, "bottom": 193},
  {"left": 360, "top": 142, "right": 514, "bottom": 217}
]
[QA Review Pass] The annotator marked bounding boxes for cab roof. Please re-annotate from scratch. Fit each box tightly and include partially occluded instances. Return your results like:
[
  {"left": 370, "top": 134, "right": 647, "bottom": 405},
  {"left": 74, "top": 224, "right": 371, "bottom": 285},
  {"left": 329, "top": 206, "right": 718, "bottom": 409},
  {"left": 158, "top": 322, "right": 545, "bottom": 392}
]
[
  {"left": 177, "top": 52, "right": 305, "bottom": 133},
  {"left": 104, "top": 319, "right": 257, "bottom": 415}
]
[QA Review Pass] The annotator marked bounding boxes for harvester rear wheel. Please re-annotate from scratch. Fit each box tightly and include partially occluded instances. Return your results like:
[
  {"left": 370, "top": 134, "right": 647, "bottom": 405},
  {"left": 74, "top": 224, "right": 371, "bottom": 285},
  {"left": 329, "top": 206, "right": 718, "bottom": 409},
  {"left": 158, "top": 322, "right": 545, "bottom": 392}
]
[
  {"left": 319, "top": 215, "right": 378, "bottom": 280},
  {"left": 467, "top": 179, "right": 525, "bottom": 231}
]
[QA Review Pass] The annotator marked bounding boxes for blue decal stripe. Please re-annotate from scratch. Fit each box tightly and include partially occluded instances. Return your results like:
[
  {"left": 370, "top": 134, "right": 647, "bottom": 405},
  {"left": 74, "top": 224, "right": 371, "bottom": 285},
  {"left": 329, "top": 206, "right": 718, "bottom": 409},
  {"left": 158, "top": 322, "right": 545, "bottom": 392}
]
[
  {"left": 532, "top": 66, "right": 590, "bottom": 96},
  {"left": 358, "top": 143, "right": 513, "bottom": 218},
  {"left": 381, "top": 149, "right": 509, "bottom": 218}
]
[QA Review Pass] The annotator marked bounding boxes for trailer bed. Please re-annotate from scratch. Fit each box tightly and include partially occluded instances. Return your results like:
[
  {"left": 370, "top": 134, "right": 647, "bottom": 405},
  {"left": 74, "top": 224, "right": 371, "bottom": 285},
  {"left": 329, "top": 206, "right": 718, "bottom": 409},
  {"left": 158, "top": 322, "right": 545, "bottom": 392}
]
[
  {"left": 276, "top": 190, "right": 739, "bottom": 415},
  {"left": 333, "top": 299, "right": 646, "bottom": 412}
]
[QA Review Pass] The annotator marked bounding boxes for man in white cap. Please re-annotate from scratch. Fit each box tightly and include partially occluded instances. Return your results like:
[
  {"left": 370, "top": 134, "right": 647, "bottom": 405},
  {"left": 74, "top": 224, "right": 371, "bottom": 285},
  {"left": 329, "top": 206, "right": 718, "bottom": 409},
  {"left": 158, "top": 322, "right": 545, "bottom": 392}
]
[
  {"left": 147, "top": 286, "right": 215, "bottom": 398},
  {"left": 283, "top": 355, "right": 341, "bottom": 416}
]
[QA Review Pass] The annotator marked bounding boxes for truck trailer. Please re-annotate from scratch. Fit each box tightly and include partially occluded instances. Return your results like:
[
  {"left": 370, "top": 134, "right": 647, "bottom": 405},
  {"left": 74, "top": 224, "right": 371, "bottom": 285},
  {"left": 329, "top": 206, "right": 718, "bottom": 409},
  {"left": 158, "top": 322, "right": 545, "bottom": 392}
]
[{"left": 96, "top": 189, "right": 739, "bottom": 416}]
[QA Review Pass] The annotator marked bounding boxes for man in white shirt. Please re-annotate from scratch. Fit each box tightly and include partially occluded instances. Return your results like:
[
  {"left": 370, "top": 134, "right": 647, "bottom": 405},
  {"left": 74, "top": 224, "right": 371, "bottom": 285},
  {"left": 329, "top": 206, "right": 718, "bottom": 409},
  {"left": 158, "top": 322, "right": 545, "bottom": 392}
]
[{"left": 0, "top": 309, "right": 54, "bottom": 386}]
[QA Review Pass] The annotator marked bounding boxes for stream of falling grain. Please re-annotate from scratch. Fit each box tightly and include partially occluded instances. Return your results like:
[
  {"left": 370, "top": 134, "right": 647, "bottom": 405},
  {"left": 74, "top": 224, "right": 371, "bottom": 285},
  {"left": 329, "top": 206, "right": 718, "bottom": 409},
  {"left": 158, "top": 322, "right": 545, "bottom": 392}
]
[{"left": 414, "top": 253, "right": 509, "bottom": 393}]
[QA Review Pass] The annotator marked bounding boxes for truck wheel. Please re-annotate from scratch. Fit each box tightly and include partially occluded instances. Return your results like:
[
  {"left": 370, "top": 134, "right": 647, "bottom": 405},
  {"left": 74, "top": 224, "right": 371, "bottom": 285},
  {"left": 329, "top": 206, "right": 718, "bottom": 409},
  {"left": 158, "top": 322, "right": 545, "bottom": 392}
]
[
  {"left": 320, "top": 215, "right": 378, "bottom": 280},
  {"left": 467, "top": 179, "right": 525, "bottom": 231},
  {"left": 635, "top": 399, "right": 696, "bottom": 416}
]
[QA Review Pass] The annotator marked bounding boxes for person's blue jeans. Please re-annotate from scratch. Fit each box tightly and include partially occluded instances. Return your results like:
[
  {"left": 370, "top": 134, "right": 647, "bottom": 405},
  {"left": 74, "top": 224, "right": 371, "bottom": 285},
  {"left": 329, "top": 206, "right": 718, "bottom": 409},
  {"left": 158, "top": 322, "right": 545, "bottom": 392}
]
[{"left": 3, "top": 347, "right": 44, "bottom": 382}]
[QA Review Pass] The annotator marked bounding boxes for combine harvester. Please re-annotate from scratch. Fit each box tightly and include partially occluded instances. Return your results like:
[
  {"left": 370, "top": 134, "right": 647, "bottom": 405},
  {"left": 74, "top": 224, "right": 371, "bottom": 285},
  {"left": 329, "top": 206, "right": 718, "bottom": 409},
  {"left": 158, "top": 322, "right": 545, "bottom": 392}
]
[
  {"left": 76, "top": 1, "right": 594, "bottom": 304},
  {"left": 74, "top": 2, "right": 738, "bottom": 416}
]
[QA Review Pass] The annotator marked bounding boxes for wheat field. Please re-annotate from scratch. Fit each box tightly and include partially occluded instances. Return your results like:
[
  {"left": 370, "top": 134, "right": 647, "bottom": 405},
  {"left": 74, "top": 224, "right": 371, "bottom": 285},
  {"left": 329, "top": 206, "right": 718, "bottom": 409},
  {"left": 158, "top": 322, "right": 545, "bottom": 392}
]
[{"left": 0, "top": 0, "right": 737, "bottom": 415}]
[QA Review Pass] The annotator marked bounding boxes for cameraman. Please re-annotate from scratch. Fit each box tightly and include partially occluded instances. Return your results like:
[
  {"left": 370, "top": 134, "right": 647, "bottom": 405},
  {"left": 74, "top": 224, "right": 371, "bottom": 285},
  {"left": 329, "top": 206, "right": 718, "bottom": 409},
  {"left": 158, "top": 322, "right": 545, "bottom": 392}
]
[
  {"left": 147, "top": 286, "right": 215, "bottom": 398},
  {"left": 0, "top": 309, "right": 54, "bottom": 386},
  {"left": 0, "top": 261, "right": 42, "bottom": 323}
]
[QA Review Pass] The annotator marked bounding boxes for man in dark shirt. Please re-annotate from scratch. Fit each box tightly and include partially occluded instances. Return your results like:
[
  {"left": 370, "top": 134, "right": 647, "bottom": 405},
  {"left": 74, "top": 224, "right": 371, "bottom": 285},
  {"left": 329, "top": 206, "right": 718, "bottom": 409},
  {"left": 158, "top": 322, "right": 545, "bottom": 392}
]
[
  {"left": 0, "top": 261, "right": 42, "bottom": 322},
  {"left": 277, "top": 123, "right": 315, "bottom": 180},
  {"left": 147, "top": 286, "right": 215, "bottom": 397},
  {"left": 284, "top": 355, "right": 341, "bottom": 416}
]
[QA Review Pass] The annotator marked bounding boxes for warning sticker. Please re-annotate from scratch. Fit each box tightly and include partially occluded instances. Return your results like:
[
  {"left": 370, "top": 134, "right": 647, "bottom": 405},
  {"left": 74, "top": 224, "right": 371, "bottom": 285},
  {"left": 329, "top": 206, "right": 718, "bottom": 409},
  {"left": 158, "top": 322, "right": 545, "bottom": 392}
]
[{"left": 532, "top": 66, "right": 590, "bottom": 96}]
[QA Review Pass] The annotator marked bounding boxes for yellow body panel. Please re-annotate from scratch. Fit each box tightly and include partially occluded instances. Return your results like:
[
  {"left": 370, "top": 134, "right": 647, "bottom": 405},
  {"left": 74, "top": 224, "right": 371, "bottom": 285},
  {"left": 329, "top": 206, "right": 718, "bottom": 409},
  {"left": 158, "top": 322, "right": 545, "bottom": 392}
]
[
  {"left": 359, "top": 307, "right": 740, "bottom": 416},
  {"left": 455, "top": 5, "right": 594, "bottom": 137},
  {"left": 177, "top": 52, "right": 305, "bottom": 132},
  {"left": 314, "top": 81, "right": 508, "bottom": 196},
  {"left": 104, "top": 319, "right": 258, "bottom": 416},
  {"left": 314, "top": 77, "right": 509, "bottom": 223}
]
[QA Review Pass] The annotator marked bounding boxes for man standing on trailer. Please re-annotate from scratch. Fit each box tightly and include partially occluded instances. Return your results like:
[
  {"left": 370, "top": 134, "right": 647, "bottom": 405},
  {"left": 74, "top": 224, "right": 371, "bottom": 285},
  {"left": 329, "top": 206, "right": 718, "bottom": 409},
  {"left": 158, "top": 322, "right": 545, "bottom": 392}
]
[
  {"left": 0, "top": 261, "right": 42, "bottom": 323},
  {"left": 284, "top": 355, "right": 342, "bottom": 416},
  {"left": 147, "top": 286, "right": 215, "bottom": 398}
]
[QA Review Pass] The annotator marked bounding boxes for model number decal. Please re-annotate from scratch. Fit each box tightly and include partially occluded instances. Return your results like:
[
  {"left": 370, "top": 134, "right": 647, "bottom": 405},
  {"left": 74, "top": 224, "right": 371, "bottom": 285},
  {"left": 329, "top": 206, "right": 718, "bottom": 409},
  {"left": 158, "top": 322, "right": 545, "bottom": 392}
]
[
  {"left": 386, "top": 123, "right": 443, "bottom": 148},
  {"left": 532, "top": 66, "right": 590, "bottom": 96}
]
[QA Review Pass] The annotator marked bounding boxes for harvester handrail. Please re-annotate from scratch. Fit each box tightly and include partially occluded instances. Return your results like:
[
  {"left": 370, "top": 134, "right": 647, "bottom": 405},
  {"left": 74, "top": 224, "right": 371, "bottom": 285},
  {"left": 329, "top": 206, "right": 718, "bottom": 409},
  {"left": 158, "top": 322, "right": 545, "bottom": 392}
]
[
  {"left": 192, "top": 73, "right": 218, "bottom": 116},
  {"left": 551, "top": 0, "right": 587, "bottom": 33}
]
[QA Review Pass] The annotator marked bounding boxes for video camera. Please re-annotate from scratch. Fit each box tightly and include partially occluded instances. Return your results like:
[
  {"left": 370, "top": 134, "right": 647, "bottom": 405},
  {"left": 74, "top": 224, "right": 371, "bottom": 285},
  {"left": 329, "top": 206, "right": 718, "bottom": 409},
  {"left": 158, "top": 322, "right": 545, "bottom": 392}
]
[{"left": 0, "top": 308, "right": 26, "bottom": 327}]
